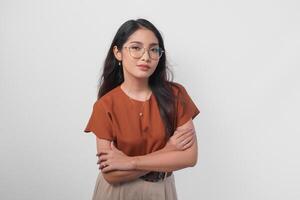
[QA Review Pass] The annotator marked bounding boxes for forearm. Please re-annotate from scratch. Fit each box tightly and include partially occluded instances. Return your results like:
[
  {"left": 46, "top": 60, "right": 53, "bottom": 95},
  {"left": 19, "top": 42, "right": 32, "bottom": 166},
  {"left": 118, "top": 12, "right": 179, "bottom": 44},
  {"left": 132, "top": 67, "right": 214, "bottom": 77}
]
[
  {"left": 102, "top": 170, "right": 148, "bottom": 184},
  {"left": 133, "top": 141, "right": 198, "bottom": 172},
  {"left": 101, "top": 144, "right": 176, "bottom": 184},
  {"left": 133, "top": 151, "right": 195, "bottom": 172}
]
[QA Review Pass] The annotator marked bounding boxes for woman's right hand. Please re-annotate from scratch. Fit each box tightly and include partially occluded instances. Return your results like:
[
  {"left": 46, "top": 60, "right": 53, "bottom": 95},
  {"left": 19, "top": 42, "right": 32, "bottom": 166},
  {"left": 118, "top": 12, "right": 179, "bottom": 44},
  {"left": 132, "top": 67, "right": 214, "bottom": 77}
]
[{"left": 166, "top": 127, "right": 196, "bottom": 151}]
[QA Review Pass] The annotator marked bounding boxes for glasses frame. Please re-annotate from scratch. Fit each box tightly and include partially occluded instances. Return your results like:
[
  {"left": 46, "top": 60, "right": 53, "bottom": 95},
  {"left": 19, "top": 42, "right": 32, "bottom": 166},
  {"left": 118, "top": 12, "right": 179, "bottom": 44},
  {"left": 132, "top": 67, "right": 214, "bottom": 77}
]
[{"left": 123, "top": 46, "right": 165, "bottom": 60}]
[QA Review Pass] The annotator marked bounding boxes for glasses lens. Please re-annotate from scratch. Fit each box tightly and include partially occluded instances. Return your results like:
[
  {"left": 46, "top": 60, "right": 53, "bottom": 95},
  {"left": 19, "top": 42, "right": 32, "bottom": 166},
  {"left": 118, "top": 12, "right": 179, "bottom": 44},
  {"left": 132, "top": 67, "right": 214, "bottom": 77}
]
[
  {"left": 128, "top": 46, "right": 164, "bottom": 60},
  {"left": 149, "top": 47, "right": 162, "bottom": 59},
  {"left": 129, "top": 46, "right": 143, "bottom": 58}
]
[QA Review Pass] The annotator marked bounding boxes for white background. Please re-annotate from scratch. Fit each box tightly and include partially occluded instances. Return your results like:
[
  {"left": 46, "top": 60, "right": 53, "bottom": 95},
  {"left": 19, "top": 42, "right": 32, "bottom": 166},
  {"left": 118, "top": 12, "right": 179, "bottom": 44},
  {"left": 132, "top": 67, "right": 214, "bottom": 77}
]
[{"left": 1, "top": 0, "right": 300, "bottom": 199}]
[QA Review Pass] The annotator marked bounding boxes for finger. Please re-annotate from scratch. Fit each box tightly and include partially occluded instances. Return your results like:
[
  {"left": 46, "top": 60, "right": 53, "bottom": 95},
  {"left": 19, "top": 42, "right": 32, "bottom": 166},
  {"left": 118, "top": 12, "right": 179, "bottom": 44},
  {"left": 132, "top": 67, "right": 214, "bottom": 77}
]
[
  {"left": 101, "top": 154, "right": 109, "bottom": 160},
  {"left": 99, "top": 164, "right": 106, "bottom": 170},
  {"left": 182, "top": 142, "right": 193, "bottom": 151},
  {"left": 180, "top": 133, "right": 194, "bottom": 144},
  {"left": 176, "top": 134, "right": 194, "bottom": 149},
  {"left": 97, "top": 151, "right": 109, "bottom": 157},
  {"left": 102, "top": 148, "right": 114, "bottom": 154},
  {"left": 173, "top": 128, "right": 191, "bottom": 136},
  {"left": 174, "top": 127, "right": 194, "bottom": 137},
  {"left": 168, "top": 131, "right": 191, "bottom": 145},
  {"left": 97, "top": 156, "right": 108, "bottom": 164},
  {"left": 179, "top": 127, "right": 194, "bottom": 135},
  {"left": 98, "top": 160, "right": 108, "bottom": 168},
  {"left": 175, "top": 127, "right": 193, "bottom": 133},
  {"left": 172, "top": 128, "right": 192, "bottom": 140},
  {"left": 99, "top": 163, "right": 104, "bottom": 170},
  {"left": 177, "top": 129, "right": 195, "bottom": 140},
  {"left": 100, "top": 161, "right": 109, "bottom": 168},
  {"left": 99, "top": 156, "right": 107, "bottom": 162},
  {"left": 98, "top": 148, "right": 113, "bottom": 154},
  {"left": 101, "top": 167, "right": 109, "bottom": 173},
  {"left": 182, "top": 139, "right": 194, "bottom": 150},
  {"left": 96, "top": 152, "right": 108, "bottom": 157},
  {"left": 101, "top": 165, "right": 113, "bottom": 173}
]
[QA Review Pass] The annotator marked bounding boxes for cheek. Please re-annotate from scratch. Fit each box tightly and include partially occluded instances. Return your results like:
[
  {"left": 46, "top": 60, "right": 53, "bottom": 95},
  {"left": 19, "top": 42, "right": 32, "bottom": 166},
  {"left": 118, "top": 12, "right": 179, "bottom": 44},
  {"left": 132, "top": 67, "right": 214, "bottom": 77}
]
[
  {"left": 122, "top": 55, "right": 136, "bottom": 70},
  {"left": 151, "top": 62, "right": 159, "bottom": 71},
  {"left": 123, "top": 64, "right": 136, "bottom": 74}
]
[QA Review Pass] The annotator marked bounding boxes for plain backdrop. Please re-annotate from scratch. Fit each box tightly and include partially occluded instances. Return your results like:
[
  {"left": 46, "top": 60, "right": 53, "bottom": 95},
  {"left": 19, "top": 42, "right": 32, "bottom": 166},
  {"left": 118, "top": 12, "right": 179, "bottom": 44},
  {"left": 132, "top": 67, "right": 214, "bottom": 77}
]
[{"left": 1, "top": 0, "right": 300, "bottom": 199}]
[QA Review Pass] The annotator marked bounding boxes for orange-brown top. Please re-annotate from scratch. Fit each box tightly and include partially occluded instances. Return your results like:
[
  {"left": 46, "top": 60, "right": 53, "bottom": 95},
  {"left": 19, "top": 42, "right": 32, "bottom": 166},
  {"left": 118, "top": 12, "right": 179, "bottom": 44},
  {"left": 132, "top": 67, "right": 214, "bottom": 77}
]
[{"left": 84, "top": 82, "right": 200, "bottom": 156}]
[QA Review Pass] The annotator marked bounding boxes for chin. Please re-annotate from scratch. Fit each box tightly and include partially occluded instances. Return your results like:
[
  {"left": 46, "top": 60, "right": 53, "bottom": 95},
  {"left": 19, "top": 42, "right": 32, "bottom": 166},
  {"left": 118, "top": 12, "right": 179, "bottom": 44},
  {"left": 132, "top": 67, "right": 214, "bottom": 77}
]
[
  {"left": 134, "top": 73, "right": 151, "bottom": 79},
  {"left": 125, "top": 68, "right": 154, "bottom": 80},
  {"left": 132, "top": 70, "right": 154, "bottom": 78}
]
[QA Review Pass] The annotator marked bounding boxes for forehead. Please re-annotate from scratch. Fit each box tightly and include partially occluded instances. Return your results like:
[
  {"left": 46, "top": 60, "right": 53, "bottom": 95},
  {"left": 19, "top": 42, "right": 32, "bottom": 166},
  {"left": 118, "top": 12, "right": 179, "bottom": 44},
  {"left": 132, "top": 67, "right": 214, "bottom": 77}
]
[{"left": 125, "top": 28, "right": 159, "bottom": 46}]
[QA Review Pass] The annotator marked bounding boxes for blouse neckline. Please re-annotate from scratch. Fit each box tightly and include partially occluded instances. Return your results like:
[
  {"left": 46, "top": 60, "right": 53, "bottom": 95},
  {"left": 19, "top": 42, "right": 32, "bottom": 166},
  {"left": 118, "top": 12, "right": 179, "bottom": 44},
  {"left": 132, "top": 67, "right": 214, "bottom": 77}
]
[{"left": 118, "top": 85, "right": 152, "bottom": 103}]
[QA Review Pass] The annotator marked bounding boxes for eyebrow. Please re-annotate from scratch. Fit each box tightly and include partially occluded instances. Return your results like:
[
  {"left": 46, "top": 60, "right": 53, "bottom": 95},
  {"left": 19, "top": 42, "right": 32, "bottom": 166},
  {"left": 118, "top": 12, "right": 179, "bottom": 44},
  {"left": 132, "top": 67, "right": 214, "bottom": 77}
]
[{"left": 129, "top": 41, "right": 159, "bottom": 46}]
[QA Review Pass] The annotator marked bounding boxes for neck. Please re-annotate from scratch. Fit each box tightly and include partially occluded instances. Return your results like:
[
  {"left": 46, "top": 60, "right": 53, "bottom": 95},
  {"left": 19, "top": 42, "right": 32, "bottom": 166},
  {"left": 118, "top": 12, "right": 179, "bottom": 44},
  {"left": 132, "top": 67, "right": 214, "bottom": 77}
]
[{"left": 121, "top": 75, "right": 151, "bottom": 99}]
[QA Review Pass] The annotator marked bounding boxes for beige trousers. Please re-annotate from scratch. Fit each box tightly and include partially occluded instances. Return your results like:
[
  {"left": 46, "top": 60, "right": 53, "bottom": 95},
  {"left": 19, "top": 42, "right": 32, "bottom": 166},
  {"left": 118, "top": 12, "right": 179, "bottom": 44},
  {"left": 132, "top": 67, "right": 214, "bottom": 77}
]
[{"left": 91, "top": 172, "right": 178, "bottom": 200}]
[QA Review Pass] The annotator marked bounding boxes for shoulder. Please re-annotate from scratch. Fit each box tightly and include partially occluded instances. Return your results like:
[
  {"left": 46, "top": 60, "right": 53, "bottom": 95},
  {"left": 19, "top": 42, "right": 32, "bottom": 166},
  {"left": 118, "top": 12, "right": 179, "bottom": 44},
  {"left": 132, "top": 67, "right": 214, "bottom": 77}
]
[
  {"left": 168, "top": 81, "right": 188, "bottom": 97},
  {"left": 168, "top": 81, "right": 196, "bottom": 109},
  {"left": 93, "top": 86, "right": 120, "bottom": 111}
]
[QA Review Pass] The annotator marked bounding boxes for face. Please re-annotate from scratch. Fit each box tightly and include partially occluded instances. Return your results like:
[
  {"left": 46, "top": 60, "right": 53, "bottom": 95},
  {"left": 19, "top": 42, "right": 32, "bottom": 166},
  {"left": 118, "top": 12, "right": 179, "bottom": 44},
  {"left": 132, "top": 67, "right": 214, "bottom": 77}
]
[{"left": 113, "top": 28, "right": 161, "bottom": 80}]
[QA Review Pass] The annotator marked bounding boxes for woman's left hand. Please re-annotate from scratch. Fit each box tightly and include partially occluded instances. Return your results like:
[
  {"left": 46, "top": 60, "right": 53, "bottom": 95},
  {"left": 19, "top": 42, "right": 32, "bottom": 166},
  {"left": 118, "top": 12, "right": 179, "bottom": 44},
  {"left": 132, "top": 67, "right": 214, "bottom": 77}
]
[{"left": 97, "top": 142, "right": 136, "bottom": 173}]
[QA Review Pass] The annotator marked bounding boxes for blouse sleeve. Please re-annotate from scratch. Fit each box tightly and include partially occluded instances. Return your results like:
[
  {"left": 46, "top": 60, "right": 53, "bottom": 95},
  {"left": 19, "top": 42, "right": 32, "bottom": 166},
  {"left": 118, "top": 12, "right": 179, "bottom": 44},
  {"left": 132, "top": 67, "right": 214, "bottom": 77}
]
[
  {"left": 84, "top": 100, "right": 114, "bottom": 141},
  {"left": 176, "top": 84, "right": 200, "bottom": 127}
]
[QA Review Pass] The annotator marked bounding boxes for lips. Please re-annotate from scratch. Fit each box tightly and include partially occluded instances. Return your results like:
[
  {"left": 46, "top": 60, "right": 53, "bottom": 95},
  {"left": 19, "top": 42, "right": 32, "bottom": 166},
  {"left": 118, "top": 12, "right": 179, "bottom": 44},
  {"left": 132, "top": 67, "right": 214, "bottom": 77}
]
[
  {"left": 137, "top": 64, "right": 150, "bottom": 71},
  {"left": 137, "top": 64, "right": 150, "bottom": 69}
]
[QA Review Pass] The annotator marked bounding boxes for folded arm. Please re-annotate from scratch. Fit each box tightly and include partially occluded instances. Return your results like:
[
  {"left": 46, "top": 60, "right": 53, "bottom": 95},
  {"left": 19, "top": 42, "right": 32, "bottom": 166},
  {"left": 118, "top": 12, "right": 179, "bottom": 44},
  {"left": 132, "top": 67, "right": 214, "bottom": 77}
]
[
  {"left": 133, "top": 119, "right": 197, "bottom": 172},
  {"left": 134, "top": 139, "right": 197, "bottom": 172},
  {"left": 96, "top": 138, "right": 177, "bottom": 184},
  {"left": 97, "top": 118, "right": 197, "bottom": 184}
]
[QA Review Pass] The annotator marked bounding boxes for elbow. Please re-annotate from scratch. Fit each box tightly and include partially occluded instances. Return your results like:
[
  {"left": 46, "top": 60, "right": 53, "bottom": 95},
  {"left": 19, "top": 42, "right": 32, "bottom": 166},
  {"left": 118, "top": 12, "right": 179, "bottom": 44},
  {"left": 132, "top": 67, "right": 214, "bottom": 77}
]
[
  {"left": 105, "top": 179, "right": 119, "bottom": 185},
  {"left": 189, "top": 159, "right": 197, "bottom": 167},
  {"left": 102, "top": 173, "right": 120, "bottom": 185},
  {"left": 188, "top": 155, "right": 198, "bottom": 167}
]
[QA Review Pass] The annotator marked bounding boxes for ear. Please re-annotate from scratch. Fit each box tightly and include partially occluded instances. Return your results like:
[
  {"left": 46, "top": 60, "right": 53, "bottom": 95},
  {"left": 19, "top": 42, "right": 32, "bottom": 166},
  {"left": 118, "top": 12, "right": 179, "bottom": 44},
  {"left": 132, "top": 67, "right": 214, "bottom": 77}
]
[{"left": 113, "top": 45, "right": 122, "bottom": 62}]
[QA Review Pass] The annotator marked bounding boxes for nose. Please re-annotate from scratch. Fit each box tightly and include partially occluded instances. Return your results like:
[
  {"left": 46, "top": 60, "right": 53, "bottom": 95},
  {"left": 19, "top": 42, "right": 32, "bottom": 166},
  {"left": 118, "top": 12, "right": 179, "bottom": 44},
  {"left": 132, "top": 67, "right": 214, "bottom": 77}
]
[{"left": 141, "top": 48, "right": 150, "bottom": 62}]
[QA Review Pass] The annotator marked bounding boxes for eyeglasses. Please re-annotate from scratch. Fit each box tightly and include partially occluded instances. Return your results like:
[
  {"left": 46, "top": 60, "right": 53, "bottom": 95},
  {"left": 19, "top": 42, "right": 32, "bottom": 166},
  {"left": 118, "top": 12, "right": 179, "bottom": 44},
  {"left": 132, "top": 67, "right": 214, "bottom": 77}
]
[{"left": 123, "top": 45, "right": 164, "bottom": 60}]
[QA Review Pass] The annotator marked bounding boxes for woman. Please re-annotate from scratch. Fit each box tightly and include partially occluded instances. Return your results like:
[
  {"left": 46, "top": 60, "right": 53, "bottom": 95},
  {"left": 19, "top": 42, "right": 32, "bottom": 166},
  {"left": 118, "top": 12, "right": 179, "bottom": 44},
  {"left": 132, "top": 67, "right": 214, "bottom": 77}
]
[{"left": 84, "top": 18, "right": 200, "bottom": 200}]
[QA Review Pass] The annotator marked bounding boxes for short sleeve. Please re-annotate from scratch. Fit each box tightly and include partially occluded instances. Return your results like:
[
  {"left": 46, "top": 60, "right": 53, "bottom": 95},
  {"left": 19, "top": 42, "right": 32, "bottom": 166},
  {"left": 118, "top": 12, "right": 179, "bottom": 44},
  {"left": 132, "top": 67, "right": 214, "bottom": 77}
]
[
  {"left": 83, "top": 100, "right": 114, "bottom": 141},
  {"left": 176, "top": 84, "right": 200, "bottom": 127}
]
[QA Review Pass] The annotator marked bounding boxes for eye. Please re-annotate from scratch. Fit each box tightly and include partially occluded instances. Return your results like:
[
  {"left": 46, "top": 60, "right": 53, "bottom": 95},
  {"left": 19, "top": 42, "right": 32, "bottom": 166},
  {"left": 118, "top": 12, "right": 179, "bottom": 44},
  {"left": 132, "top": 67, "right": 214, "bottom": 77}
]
[
  {"left": 130, "top": 46, "right": 141, "bottom": 50},
  {"left": 150, "top": 47, "right": 160, "bottom": 53}
]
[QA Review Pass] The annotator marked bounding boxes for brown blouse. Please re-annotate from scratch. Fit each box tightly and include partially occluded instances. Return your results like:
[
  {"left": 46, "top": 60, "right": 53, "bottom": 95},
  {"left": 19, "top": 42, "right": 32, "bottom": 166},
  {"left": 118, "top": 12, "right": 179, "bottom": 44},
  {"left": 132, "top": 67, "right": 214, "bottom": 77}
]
[{"left": 84, "top": 82, "right": 200, "bottom": 156}]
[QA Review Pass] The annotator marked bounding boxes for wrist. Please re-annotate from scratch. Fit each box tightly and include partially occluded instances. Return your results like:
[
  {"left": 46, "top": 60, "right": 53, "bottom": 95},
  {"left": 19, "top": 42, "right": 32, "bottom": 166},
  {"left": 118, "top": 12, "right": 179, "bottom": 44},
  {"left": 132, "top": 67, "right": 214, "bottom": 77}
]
[
  {"left": 164, "top": 143, "right": 177, "bottom": 152},
  {"left": 131, "top": 156, "right": 139, "bottom": 170}
]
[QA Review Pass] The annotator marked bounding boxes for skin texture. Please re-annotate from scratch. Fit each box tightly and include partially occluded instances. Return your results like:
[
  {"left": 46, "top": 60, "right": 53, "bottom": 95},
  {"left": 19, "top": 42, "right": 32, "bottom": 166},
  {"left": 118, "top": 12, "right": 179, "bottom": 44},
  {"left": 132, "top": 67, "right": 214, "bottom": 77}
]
[
  {"left": 97, "top": 120, "right": 197, "bottom": 184},
  {"left": 113, "top": 28, "right": 159, "bottom": 98},
  {"left": 96, "top": 28, "right": 198, "bottom": 185},
  {"left": 98, "top": 119, "right": 197, "bottom": 173}
]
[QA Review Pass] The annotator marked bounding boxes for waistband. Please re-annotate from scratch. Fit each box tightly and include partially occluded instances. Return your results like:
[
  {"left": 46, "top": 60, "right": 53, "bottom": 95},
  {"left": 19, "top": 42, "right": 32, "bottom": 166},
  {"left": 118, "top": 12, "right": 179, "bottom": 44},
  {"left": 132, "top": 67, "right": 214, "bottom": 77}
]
[{"left": 139, "top": 171, "right": 172, "bottom": 182}]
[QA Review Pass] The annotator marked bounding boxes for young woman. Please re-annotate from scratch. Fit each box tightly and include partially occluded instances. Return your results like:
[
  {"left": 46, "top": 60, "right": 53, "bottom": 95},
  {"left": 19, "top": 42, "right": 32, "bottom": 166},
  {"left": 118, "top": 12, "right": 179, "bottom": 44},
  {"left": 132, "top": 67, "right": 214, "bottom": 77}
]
[{"left": 84, "top": 18, "right": 200, "bottom": 200}]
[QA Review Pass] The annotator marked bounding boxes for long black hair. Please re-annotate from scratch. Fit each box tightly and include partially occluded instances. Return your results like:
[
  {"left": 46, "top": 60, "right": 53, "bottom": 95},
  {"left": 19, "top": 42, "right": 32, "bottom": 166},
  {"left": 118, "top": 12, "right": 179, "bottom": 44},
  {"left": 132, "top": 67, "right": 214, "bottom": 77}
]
[{"left": 97, "top": 18, "right": 180, "bottom": 137}]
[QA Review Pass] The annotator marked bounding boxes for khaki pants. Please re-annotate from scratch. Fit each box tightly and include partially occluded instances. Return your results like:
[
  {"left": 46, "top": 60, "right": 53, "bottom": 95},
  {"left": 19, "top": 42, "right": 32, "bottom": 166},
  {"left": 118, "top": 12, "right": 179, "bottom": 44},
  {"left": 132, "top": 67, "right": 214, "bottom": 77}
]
[{"left": 92, "top": 172, "right": 178, "bottom": 200}]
